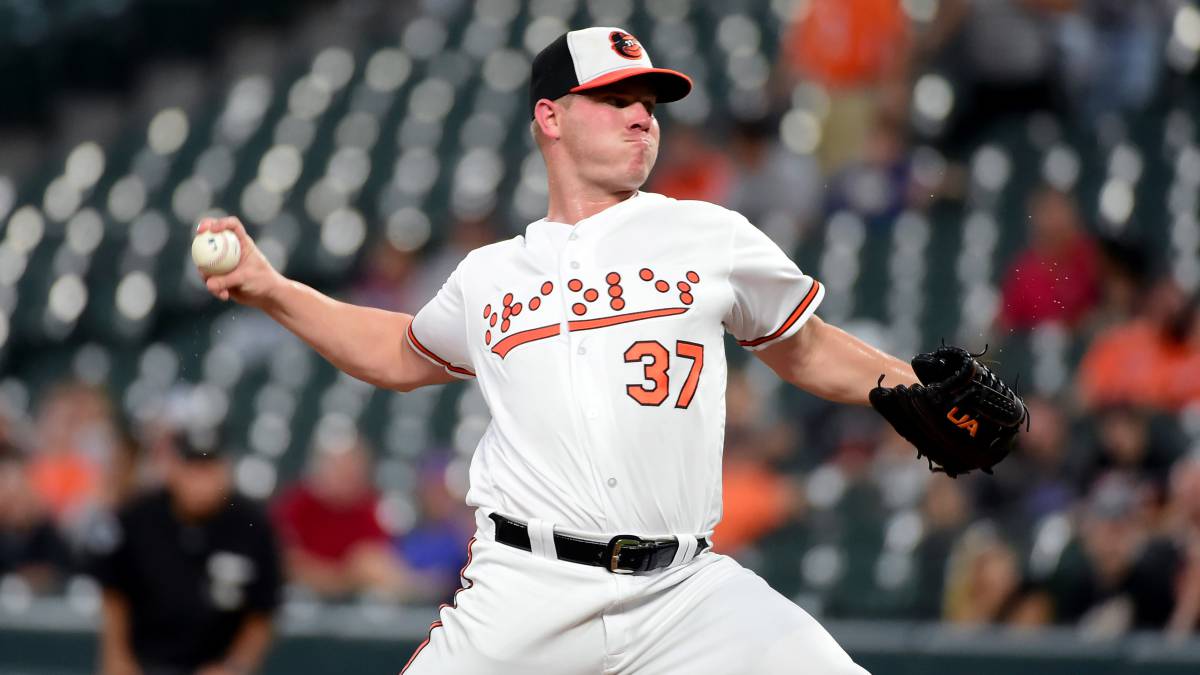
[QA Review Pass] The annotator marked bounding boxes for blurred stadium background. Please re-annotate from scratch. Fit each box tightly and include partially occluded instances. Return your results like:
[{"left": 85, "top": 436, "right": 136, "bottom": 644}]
[{"left": 3, "top": 0, "right": 1200, "bottom": 673}]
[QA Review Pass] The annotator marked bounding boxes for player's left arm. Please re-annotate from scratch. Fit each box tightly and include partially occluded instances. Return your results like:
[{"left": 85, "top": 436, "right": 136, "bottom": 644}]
[{"left": 753, "top": 315, "right": 917, "bottom": 405}]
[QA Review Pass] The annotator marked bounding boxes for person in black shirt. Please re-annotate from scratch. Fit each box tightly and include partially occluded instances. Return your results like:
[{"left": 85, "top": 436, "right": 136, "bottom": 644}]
[
  {"left": 93, "top": 432, "right": 282, "bottom": 675},
  {"left": 0, "top": 442, "right": 70, "bottom": 591}
]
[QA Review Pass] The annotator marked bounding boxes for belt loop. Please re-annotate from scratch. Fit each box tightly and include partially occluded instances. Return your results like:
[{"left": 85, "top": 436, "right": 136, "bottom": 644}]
[
  {"left": 671, "top": 535, "right": 698, "bottom": 567},
  {"left": 526, "top": 518, "right": 558, "bottom": 561}
]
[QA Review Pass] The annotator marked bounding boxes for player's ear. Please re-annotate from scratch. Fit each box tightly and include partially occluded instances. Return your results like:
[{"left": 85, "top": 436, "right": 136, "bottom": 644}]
[{"left": 533, "top": 98, "right": 564, "bottom": 141}]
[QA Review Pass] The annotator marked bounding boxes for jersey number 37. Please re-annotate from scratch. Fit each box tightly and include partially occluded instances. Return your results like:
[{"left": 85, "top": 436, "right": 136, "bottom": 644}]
[{"left": 624, "top": 340, "right": 704, "bottom": 409}]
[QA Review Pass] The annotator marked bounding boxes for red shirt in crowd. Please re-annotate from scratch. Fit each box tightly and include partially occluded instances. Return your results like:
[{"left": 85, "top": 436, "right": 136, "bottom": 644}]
[
  {"left": 272, "top": 483, "right": 388, "bottom": 562},
  {"left": 999, "top": 234, "right": 1101, "bottom": 330}
]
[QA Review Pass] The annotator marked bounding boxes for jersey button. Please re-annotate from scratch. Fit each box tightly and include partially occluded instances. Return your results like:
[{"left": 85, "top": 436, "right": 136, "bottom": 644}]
[
  {"left": 568, "top": 232, "right": 578, "bottom": 241},
  {"left": 607, "top": 477, "right": 618, "bottom": 488},
  {"left": 577, "top": 346, "right": 586, "bottom": 355},
  {"left": 569, "top": 261, "right": 580, "bottom": 269}
]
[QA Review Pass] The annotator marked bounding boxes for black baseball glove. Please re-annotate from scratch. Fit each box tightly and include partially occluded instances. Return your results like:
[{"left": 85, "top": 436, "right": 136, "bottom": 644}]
[{"left": 868, "top": 345, "right": 1028, "bottom": 477}]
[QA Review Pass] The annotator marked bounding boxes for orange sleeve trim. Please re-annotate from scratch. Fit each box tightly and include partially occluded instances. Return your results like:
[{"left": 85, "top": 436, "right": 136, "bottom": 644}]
[
  {"left": 406, "top": 324, "right": 476, "bottom": 378},
  {"left": 738, "top": 281, "right": 822, "bottom": 348}
]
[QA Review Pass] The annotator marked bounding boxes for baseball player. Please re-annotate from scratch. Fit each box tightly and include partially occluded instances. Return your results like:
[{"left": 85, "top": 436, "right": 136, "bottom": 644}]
[{"left": 197, "top": 27, "right": 988, "bottom": 675}]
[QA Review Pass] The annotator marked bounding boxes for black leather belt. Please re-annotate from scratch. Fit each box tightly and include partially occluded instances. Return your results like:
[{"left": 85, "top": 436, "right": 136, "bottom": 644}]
[{"left": 489, "top": 513, "right": 709, "bottom": 574}]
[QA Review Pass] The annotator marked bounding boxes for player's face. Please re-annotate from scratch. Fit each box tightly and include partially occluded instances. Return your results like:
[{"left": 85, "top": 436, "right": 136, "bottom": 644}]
[{"left": 559, "top": 80, "right": 660, "bottom": 191}]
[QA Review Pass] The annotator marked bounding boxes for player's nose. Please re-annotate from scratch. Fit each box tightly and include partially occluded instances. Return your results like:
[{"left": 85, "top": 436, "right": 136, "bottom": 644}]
[{"left": 627, "top": 103, "right": 652, "bottom": 131}]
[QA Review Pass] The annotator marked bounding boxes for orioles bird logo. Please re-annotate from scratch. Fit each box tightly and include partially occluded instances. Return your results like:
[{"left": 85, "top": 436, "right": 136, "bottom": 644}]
[{"left": 609, "top": 31, "right": 643, "bottom": 60}]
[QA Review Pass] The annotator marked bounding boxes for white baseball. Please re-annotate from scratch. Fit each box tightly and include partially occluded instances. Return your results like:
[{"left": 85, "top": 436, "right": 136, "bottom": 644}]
[{"left": 191, "top": 230, "right": 242, "bottom": 276}]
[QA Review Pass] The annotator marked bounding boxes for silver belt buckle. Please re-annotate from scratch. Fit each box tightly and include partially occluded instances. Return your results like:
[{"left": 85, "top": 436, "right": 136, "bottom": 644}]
[{"left": 607, "top": 536, "right": 643, "bottom": 574}]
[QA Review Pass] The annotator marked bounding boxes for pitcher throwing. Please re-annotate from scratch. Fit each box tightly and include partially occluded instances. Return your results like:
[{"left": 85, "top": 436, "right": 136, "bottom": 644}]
[{"left": 198, "top": 27, "right": 1025, "bottom": 674}]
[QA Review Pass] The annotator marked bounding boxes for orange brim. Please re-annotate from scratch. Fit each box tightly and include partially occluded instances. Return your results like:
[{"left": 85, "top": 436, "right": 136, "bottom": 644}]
[{"left": 570, "top": 67, "right": 693, "bottom": 103}]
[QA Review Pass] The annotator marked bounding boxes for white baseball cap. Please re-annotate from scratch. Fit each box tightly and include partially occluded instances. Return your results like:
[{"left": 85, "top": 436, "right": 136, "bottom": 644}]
[{"left": 528, "top": 27, "right": 693, "bottom": 117}]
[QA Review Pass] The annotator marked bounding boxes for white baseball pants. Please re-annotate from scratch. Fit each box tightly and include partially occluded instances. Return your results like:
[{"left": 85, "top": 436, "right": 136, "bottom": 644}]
[{"left": 400, "top": 515, "right": 870, "bottom": 675}]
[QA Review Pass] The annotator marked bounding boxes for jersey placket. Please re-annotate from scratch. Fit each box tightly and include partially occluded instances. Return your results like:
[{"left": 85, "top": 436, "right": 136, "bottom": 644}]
[{"left": 558, "top": 223, "right": 625, "bottom": 527}]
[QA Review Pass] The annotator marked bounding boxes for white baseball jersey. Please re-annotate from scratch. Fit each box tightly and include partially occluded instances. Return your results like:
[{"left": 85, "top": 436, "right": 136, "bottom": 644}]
[{"left": 407, "top": 191, "right": 823, "bottom": 537}]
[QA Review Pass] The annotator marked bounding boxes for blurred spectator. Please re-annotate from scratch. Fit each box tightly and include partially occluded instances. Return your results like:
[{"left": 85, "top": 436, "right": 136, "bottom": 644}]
[
  {"left": 932, "top": 0, "right": 1074, "bottom": 147},
  {"left": 273, "top": 433, "right": 414, "bottom": 601},
  {"left": 393, "top": 456, "right": 474, "bottom": 601},
  {"left": 912, "top": 475, "right": 972, "bottom": 619},
  {"left": 780, "top": 0, "right": 911, "bottom": 172},
  {"left": 27, "top": 382, "right": 119, "bottom": 535},
  {"left": 823, "top": 116, "right": 915, "bottom": 230},
  {"left": 1077, "top": 277, "right": 1200, "bottom": 411},
  {"left": 1043, "top": 473, "right": 1180, "bottom": 632},
  {"left": 942, "top": 525, "right": 1031, "bottom": 624},
  {"left": 1167, "top": 458, "right": 1200, "bottom": 636},
  {"left": 647, "top": 123, "right": 734, "bottom": 204},
  {"left": 1086, "top": 237, "right": 1151, "bottom": 335},
  {"left": 975, "top": 396, "right": 1078, "bottom": 540},
  {"left": 1068, "top": 405, "right": 1184, "bottom": 501},
  {"left": 997, "top": 185, "right": 1101, "bottom": 331},
  {"left": 724, "top": 117, "right": 824, "bottom": 240},
  {"left": 1058, "top": 0, "right": 1169, "bottom": 127},
  {"left": 0, "top": 442, "right": 70, "bottom": 592},
  {"left": 350, "top": 237, "right": 425, "bottom": 312},
  {"left": 94, "top": 431, "right": 282, "bottom": 675}
]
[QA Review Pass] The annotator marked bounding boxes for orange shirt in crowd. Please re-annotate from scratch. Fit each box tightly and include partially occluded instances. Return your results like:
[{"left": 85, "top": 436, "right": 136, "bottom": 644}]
[
  {"left": 783, "top": 0, "right": 909, "bottom": 89},
  {"left": 1078, "top": 320, "right": 1200, "bottom": 410},
  {"left": 713, "top": 459, "right": 794, "bottom": 554},
  {"left": 27, "top": 452, "right": 99, "bottom": 520}
]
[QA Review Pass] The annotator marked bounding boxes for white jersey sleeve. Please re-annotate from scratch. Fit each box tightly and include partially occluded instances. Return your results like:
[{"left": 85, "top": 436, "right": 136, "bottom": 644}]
[
  {"left": 724, "top": 215, "right": 825, "bottom": 351},
  {"left": 407, "top": 262, "right": 476, "bottom": 379}
]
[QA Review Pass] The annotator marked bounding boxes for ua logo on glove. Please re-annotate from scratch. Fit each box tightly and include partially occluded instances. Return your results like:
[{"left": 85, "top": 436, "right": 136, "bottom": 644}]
[{"left": 946, "top": 407, "right": 979, "bottom": 437}]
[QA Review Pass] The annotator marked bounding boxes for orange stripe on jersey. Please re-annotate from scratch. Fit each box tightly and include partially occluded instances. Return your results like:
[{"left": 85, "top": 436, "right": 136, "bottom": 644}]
[
  {"left": 490, "top": 308, "right": 691, "bottom": 359},
  {"left": 568, "top": 307, "right": 688, "bottom": 333},
  {"left": 408, "top": 324, "right": 476, "bottom": 377},
  {"left": 738, "top": 281, "right": 822, "bottom": 348},
  {"left": 491, "top": 323, "right": 563, "bottom": 358}
]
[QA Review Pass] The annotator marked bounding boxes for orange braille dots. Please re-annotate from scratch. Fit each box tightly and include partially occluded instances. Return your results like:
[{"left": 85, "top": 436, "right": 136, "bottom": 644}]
[
  {"left": 568, "top": 279, "right": 583, "bottom": 292},
  {"left": 541, "top": 281, "right": 553, "bottom": 295},
  {"left": 686, "top": 271, "right": 700, "bottom": 283},
  {"left": 489, "top": 314, "right": 498, "bottom": 327},
  {"left": 572, "top": 303, "right": 587, "bottom": 316},
  {"left": 485, "top": 330, "right": 492, "bottom": 344},
  {"left": 502, "top": 319, "right": 511, "bottom": 331},
  {"left": 530, "top": 297, "right": 541, "bottom": 310},
  {"left": 639, "top": 268, "right": 653, "bottom": 281},
  {"left": 608, "top": 286, "right": 622, "bottom": 298},
  {"left": 584, "top": 289, "right": 599, "bottom": 302},
  {"left": 606, "top": 272, "right": 621, "bottom": 285},
  {"left": 512, "top": 303, "right": 522, "bottom": 315},
  {"left": 655, "top": 280, "right": 669, "bottom": 293},
  {"left": 503, "top": 293, "right": 514, "bottom": 306},
  {"left": 610, "top": 298, "right": 626, "bottom": 311},
  {"left": 680, "top": 293, "right": 694, "bottom": 305},
  {"left": 483, "top": 304, "right": 491, "bottom": 318}
]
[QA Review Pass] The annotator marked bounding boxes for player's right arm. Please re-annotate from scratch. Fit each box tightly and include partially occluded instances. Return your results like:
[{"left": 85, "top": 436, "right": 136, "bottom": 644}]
[{"left": 196, "top": 217, "right": 455, "bottom": 392}]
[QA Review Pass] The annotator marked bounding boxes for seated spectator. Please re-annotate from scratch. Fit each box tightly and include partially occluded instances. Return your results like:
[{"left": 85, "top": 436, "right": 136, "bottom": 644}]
[
  {"left": 394, "top": 456, "right": 475, "bottom": 601},
  {"left": 273, "top": 434, "right": 414, "bottom": 600},
  {"left": 1068, "top": 404, "right": 1184, "bottom": 502},
  {"left": 0, "top": 442, "right": 70, "bottom": 592},
  {"left": 94, "top": 431, "right": 282, "bottom": 675},
  {"left": 975, "top": 395, "right": 1078, "bottom": 538},
  {"left": 725, "top": 117, "right": 823, "bottom": 231},
  {"left": 1044, "top": 473, "right": 1180, "bottom": 633},
  {"left": 27, "top": 382, "right": 118, "bottom": 532},
  {"left": 1167, "top": 457, "right": 1200, "bottom": 637},
  {"left": 822, "top": 117, "right": 915, "bottom": 231},
  {"left": 912, "top": 474, "right": 972, "bottom": 620},
  {"left": 1077, "top": 277, "right": 1200, "bottom": 411},
  {"left": 646, "top": 124, "right": 733, "bottom": 204},
  {"left": 942, "top": 525, "right": 1028, "bottom": 625},
  {"left": 998, "top": 185, "right": 1101, "bottom": 331}
]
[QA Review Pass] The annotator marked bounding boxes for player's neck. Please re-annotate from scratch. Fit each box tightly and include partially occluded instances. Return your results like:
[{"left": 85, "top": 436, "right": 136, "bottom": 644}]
[{"left": 544, "top": 175, "right": 637, "bottom": 225}]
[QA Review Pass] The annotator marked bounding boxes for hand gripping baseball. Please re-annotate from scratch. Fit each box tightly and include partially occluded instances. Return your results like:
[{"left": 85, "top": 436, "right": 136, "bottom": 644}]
[
  {"left": 195, "top": 217, "right": 285, "bottom": 308},
  {"left": 869, "top": 345, "right": 1029, "bottom": 477}
]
